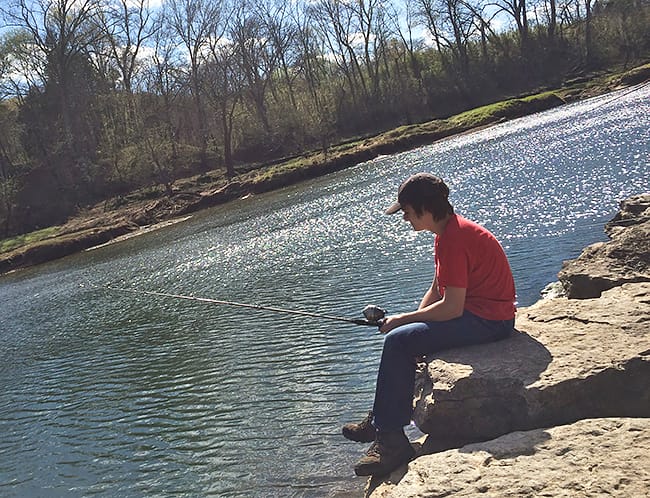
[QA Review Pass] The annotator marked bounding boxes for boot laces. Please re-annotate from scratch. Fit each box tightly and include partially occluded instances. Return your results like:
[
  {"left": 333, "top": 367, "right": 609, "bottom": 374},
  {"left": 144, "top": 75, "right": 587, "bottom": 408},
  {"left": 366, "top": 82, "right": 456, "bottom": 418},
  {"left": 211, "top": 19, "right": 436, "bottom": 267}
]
[
  {"left": 366, "top": 440, "right": 383, "bottom": 458},
  {"left": 359, "top": 411, "right": 373, "bottom": 430}
]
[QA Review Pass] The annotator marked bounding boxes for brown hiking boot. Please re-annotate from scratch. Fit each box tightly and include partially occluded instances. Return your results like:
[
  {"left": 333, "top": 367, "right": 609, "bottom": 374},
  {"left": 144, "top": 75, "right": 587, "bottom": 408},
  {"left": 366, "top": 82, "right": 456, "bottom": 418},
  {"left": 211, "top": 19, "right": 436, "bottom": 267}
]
[
  {"left": 353, "top": 429, "right": 415, "bottom": 477},
  {"left": 342, "top": 411, "right": 376, "bottom": 443}
]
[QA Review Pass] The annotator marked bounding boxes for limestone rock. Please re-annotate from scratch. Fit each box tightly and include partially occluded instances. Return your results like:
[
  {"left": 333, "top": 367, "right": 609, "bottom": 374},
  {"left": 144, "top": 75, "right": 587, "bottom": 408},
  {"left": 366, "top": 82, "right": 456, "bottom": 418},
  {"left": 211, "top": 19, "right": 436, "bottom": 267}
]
[
  {"left": 412, "top": 282, "right": 650, "bottom": 444},
  {"left": 369, "top": 418, "right": 650, "bottom": 498},
  {"left": 364, "top": 195, "right": 650, "bottom": 497},
  {"left": 558, "top": 193, "right": 650, "bottom": 298},
  {"left": 605, "top": 193, "right": 650, "bottom": 232}
]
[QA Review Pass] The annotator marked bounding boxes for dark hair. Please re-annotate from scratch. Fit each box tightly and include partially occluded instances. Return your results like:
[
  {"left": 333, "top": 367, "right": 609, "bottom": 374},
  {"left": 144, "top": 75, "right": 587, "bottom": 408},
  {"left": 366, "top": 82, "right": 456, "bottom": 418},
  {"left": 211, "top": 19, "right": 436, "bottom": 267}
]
[{"left": 398, "top": 173, "right": 454, "bottom": 220}]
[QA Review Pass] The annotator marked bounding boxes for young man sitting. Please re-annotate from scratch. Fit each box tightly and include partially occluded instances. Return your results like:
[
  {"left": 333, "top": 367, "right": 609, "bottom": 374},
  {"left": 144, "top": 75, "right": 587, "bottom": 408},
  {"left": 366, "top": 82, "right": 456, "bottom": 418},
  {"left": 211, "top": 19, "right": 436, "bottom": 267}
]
[{"left": 343, "top": 172, "right": 516, "bottom": 477}]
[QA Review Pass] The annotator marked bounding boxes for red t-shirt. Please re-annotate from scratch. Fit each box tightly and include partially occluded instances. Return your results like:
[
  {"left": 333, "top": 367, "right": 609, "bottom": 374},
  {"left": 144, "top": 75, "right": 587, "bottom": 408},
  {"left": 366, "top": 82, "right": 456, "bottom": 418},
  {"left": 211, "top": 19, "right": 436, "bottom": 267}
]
[{"left": 434, "top": 214, "right": 516, "bottom": 320}]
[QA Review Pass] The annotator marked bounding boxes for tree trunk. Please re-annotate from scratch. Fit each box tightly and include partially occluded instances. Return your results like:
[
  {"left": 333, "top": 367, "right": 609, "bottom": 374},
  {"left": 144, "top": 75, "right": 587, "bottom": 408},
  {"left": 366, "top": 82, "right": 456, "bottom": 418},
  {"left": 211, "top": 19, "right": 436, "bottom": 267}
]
[{"left": 585, "top": 0, "right": 593, "bottom": 65}]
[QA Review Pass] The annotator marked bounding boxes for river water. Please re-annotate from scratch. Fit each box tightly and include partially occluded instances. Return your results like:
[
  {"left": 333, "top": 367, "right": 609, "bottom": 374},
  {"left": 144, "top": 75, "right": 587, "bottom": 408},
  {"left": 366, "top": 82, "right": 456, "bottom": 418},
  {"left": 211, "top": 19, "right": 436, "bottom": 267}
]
[{"left": 1, "top": 85, "right": 648, "bottom": 497}]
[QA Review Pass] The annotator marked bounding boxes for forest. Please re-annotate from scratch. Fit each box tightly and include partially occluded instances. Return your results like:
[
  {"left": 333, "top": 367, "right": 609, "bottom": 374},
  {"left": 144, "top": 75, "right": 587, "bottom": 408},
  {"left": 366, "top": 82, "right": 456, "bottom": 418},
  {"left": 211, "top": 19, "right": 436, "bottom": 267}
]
[{"left": 0, "top": 0, "right": 648, "bottom": 237}]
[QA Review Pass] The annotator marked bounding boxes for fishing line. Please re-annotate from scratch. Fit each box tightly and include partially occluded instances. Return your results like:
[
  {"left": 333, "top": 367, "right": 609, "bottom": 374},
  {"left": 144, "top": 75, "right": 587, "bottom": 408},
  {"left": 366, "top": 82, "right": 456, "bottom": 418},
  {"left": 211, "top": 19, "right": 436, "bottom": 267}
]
[{"left": 85, "top": 284, "right": 386, "bottom": 327}]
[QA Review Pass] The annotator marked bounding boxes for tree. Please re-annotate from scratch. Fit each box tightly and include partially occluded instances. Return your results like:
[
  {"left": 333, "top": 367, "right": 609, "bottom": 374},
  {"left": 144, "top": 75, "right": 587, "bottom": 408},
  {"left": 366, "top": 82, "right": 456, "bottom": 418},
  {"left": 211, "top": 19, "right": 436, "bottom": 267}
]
[
  {"left": 488, "top": 0, "right": 530, "bottom": 50},
  {"left": 203, "top": 37, "right": 243, "bottom": 177},
  {"left": 312, "top": 0, "right": 369, "bottom": 107},
  {"left": 0, "top": 29, "right": 48, "bottom": 101},
  {"left": 89, "top": 0, "right": 159, "bottom": 193},
  {"left": 391, "top": 0, "right": 425, "bottom": 81},
  {"left": 5, "top": 0, "right": 104, "bottom": 144},
  {"left": 166, "top": 0, "right": 225, "bottom": 168},
  {"left": 0, "top": 39, "right": 26, "bottom": 235},
  {"left": 417, "top": 0, "right": 477, "bottom": 72},
  {"left": 583, "top": 0, "right": 596, "bottom": 64},
  {"left": 2, "top": 0, "right": 107, "bottom": 228},
  {"left": 546, "top": 0, "right": 559, "bottom": 40},
  {"left": 97, "top": 0, "right": 157, "bottom": 94},
  {"left": 290, "top": 0, "right": 338, "bottom": 149},
  {"left": 230, "top": 1, "right": 278, "bottom": 133},
  {"left": 135, "top": 13, "right": 186, "bottom": 191},
  {"left": 349, "top": 0, "right": 386, "bottom": 100},
  {"left": 291, "top": 1, "right": 329, "bottom": 114},
  {"left": 260, "top": 0, "right": 300, "bottom": 110}
]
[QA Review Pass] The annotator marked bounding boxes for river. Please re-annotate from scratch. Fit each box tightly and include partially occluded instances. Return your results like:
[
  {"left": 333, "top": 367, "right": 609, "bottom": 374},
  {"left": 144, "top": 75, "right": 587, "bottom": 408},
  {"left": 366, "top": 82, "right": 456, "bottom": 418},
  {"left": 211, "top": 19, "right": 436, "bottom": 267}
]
[{"left": 1, "top": 84, "right": 648, "bottom": 497}]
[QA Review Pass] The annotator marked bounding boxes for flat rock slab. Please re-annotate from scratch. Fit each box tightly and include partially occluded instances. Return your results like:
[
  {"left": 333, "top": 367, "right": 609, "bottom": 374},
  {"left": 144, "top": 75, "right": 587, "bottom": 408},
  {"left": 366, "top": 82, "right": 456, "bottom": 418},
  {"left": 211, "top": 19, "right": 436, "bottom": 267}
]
[
  {"left": 369, "top": 418, "right": 650, "bottom": 497},
  {"left": 413, "top": 282, "right": 650, "bottom": 443}
]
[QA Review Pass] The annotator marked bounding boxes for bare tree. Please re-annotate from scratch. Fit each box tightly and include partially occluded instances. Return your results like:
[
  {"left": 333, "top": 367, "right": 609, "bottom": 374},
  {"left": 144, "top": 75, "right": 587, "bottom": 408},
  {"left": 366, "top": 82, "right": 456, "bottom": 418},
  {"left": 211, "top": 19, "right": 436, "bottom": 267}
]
[
  {"left": 290, "top": 1, "right": 328, "bottom": 110},
  {"left": 417, "top": 0, "right": 477, "bottom": 70},
  {"left": 349, "top": 0, "right": 386, "bottom": 99},
  {"left": 290, "top": 0, "right": 338, "bottom": 149},
  {"left": 583, "top": 0, "right": 596, "bottom": 64},
  {"left": 203, "top": 37, "right": 243, "bottom": 177},
  {"left": 258, "top": 0, "right": 300, "bottom": 110},
  {"left": 97, "top": 0, "right": 158, "bottom": 94},
  {"left": 4, "top": 0, "right": 104, "bottom": 142},
  {"left": 390, "top": 0, "right": 425, "bottom": 80},
  {"left": 135, "top": 13, "right": 187, "bottom": 189},
  {"left": 229, "top": 1, "right": 279, "bottom": 133},
  {"left": 546, "top": 0, "right": 559, "bottom": 40},
  {"left": 312, "top": 0, "right": 368, "bottom": 104},
  {"left": 166, "top": 0, "right": 224, "bottom": 168},
  {"left": 487, "top": 0, "right": 530, "bottom": 49}
]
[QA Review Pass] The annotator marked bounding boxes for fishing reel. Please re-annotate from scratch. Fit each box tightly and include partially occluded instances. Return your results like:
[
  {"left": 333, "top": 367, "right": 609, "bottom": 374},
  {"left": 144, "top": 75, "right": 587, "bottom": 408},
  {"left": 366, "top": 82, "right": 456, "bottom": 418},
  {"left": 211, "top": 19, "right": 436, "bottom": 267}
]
[{"left": 362, "top": 304, "right": 386, "bottom": 325}]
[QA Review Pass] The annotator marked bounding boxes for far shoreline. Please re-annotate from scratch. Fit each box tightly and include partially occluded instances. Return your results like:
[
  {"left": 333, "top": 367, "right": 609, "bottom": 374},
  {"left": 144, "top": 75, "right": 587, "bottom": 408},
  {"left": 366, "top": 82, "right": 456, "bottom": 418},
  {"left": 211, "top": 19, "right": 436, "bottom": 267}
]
[{"left": 1, "top": 63, "right": 649, "bottom": 276}]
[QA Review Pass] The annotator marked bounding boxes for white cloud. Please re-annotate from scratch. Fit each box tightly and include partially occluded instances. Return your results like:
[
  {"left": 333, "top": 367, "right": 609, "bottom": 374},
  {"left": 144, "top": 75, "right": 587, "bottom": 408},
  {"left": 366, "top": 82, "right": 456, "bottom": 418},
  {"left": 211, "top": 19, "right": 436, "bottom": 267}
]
[{"left": 125, "top": 0, "right": 164, "bottom": 9}]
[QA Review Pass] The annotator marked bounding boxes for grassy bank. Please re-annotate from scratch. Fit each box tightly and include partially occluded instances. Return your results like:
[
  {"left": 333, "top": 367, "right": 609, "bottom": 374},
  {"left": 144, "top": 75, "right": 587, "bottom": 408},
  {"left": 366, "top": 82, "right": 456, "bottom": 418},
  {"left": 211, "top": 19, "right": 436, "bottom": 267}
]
[{"left": 1, "top": 62, "right": 648, "bottom": 275}]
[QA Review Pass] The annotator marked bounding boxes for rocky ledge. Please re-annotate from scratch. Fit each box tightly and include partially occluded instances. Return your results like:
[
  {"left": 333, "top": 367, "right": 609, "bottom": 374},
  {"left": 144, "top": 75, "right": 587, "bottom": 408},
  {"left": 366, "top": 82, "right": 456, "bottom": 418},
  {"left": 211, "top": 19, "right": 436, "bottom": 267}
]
[
  {"left": 558, "top": 194, "right": 650, "bottom": 298},
  {"left": 367, "top": 193, "right": 650, "bottom": 497}
]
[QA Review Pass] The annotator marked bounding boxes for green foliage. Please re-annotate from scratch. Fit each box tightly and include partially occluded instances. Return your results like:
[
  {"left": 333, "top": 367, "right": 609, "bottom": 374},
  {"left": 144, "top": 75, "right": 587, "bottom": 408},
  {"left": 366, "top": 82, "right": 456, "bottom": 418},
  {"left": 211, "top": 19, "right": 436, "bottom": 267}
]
[
  {"left": 0, "top": 226, "right": 61, "bottom": 254},
  {"left": 449, "top": 93, "right": 564, "bottom": 127}
]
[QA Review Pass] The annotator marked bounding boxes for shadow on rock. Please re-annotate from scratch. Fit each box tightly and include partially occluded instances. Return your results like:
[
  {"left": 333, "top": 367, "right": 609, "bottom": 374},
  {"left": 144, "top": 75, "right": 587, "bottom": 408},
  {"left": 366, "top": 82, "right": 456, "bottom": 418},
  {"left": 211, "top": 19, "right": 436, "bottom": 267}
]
[
  {"left": 413, "top": 329, "right": 553, "bottom": 444},
  {"left": 458, "top": 427, "right": 552, "bottom": 459}
]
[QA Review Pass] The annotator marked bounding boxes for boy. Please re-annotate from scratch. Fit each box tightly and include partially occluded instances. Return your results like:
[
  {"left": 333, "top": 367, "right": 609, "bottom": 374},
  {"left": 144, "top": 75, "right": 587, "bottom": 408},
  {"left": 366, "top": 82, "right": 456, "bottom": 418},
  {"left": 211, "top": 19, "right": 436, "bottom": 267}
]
[{"left": 344, "top": 172, "right": 516, "bottom": 477}]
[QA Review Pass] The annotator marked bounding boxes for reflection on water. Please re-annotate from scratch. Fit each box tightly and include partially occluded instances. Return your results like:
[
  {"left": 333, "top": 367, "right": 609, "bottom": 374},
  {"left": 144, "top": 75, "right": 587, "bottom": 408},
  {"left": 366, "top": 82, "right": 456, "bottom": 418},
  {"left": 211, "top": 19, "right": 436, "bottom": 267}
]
[{"left": 1, "top": 85, "right": 648, "bottom": 497}]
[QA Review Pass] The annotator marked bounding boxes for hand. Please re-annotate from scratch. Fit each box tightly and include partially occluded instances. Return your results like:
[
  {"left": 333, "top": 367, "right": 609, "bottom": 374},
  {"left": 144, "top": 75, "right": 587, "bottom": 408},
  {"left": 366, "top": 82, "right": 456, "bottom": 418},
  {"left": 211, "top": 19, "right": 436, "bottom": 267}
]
[{"left": 378, "top": 314, "right": 407, "bottom": 334}]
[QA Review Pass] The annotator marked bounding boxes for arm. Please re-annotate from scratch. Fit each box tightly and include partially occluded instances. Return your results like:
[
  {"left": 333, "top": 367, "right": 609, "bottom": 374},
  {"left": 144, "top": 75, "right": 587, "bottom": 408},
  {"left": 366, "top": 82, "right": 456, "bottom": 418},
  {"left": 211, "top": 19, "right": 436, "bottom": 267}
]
[
  {"left": 379, "top": 286, "right": 466, "bottom": 334},
  {"left": 419, "top": 277, "right": 442, "bottom": 309}
]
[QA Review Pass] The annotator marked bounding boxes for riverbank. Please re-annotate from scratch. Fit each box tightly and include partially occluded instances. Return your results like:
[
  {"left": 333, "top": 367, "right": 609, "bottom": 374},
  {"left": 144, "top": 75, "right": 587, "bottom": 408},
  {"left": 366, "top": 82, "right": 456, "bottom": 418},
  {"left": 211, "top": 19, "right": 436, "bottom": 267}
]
[{"left": 1, "top": 62, "right": 649, "bottom": 275}]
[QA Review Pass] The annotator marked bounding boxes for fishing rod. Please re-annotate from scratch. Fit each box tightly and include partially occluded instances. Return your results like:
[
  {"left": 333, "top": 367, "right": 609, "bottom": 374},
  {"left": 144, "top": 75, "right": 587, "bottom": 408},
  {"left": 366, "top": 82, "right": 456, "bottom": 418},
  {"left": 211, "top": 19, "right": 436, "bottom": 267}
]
[{"left": 96, "top": 285, "right": 386, "bottom": 327}]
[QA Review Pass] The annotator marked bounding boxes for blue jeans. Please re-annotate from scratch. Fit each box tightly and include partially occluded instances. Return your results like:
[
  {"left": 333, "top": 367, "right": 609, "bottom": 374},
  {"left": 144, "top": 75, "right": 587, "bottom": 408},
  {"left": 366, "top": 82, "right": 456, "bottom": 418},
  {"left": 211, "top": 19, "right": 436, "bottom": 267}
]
[{"left": 372, "top": 310, "right": 514, "bottom": 431}]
